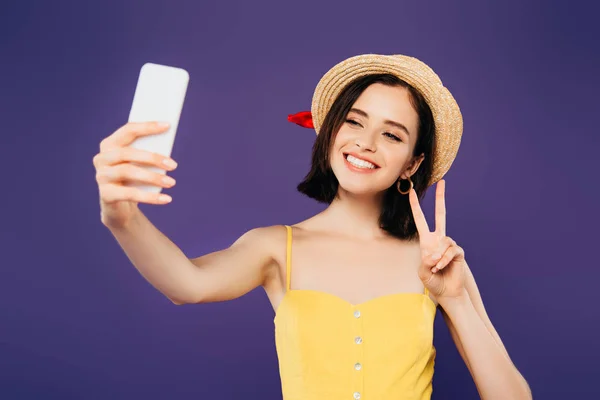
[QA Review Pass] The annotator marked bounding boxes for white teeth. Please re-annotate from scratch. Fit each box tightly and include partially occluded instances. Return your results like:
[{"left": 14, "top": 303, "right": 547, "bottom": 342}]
[{"left": 346, "top": 154, "right": 376, "bottom": 169}]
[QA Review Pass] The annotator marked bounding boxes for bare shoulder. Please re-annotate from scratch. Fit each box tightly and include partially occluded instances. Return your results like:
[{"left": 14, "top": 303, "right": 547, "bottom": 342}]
[
  {"left": 237, "top": 224, "right": 289, "bottom": 252},
  {"left": 234, "top": 224, "right": 286, "bottom": 246},
  {"left": 236, "top": 224, "right": 290, "bottom": 280},
  {"left": 240, "top": 224, "right": 292, "bottom": 306}
]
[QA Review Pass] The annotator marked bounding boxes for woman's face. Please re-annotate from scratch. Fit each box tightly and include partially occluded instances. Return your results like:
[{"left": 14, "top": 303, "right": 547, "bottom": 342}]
[{"left": 330, "top": 83, "right": 424, "bottom": 197}]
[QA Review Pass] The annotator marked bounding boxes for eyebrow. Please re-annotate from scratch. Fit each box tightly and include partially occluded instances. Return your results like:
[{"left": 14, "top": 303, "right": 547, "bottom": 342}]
[{"left": 348, "top": 108, "right": 411, "bottom": 136}]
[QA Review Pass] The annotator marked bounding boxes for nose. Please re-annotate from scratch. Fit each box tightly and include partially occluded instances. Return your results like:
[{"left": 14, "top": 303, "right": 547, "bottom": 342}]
[{"left": 354, "top": 134, "right": 376, "bottom": 152}]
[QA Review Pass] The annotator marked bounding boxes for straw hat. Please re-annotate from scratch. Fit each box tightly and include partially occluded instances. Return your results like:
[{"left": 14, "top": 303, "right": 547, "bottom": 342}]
[{"left": 289, "top": 54, "right": 463, "bottom": 186}]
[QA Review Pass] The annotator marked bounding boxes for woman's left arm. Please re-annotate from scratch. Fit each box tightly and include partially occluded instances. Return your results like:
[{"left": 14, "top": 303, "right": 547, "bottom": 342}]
[
  {"left": 439, "top": 263, "right": 532, "bottom": 400},
  {"left": 407, "top": 180, "right": 531, "bottom": 400}
]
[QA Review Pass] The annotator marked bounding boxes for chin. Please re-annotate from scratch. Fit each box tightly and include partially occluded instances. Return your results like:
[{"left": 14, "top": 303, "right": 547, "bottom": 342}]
[
  {"left": 333, "top": 170, "right": 389, "bottom": 198},
  {"left": 337, "top": 182, "right": 381, "bottom": 197}
]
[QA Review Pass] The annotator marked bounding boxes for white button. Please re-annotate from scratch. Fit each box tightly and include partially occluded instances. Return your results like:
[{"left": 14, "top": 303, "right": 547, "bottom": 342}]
[
  {"left": 355, "top": 336, "right": 362, "bottom": 344},
  {"left": 354, "top": 362, "right": 362, "bottom": 370},
  {"left": 354, "top": 310, "right": 361, "bottom": 318},
  {"left": 353, "top": 392, "right": 361, "bottom": 399}
]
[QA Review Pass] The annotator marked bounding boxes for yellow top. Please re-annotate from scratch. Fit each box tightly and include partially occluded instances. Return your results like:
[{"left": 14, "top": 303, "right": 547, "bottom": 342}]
[{"left": 274, "top": 225, "right": 437, "bottom": 400}]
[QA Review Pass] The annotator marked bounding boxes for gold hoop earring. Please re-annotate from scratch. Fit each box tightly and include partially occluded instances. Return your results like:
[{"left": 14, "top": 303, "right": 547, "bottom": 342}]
[{"left": 396, "top": 176, "right": 413, "bottom": 195}]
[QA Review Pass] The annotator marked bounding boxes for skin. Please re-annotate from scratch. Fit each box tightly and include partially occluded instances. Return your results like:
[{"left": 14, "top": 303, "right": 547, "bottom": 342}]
[
  {"left": 263, "top": 83, "right": 431, "bottom": 308},
  {"left": 96, "top": 83, "right": 532, "bottom": 399}
]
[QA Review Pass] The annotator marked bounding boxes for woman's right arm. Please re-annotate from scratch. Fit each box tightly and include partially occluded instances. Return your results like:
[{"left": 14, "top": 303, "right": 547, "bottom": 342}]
[
  {"left": 105, "top": 212, "right": 280, "bottom": 305},
  {"left": 96, "top": 121, "right": 279, "bottom": 305}
]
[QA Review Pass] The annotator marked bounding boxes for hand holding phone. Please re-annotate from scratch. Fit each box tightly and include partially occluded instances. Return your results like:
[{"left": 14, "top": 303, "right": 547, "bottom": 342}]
[{"left": 93, "top": 63, "right": 190, "bottom": 228}]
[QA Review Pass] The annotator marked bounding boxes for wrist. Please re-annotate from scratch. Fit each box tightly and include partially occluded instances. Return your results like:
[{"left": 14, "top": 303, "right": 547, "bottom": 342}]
[
  {"left": 438, "top": 289, "right": 471, "bottom": 312},
  {"left": 103, "top": 205, "right": 141, "bottom": 232}
]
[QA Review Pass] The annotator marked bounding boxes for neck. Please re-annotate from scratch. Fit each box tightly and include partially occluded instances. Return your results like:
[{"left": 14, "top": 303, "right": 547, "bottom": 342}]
[{"left": 321, "top": 188, "right": 387, "bottom": 240}]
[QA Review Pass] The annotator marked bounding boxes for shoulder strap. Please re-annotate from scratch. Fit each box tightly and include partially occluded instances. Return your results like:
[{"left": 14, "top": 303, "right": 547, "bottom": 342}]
[{"left": 285, "top": 225, "right": 292, "bottom": 291}]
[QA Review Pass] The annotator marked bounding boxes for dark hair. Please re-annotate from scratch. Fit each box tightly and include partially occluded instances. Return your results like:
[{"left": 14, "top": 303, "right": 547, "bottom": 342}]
[{"left": 297, "top": 73, "right": 436, "bottom": 241}]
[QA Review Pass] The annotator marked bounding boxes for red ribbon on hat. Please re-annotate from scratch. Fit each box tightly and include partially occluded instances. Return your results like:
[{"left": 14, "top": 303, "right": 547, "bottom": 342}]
[{"left": 288, "top": 111, "right": 314, "bottom": 129}]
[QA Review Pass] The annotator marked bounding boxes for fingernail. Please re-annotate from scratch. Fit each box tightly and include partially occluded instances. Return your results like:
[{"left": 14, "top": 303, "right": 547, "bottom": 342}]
[
  {"left": 163, "top": 158, "right": 178, "bottom": 168},
  {"left": 158, "top": 122, "right": 170, "bottom": 128},
  {"left": 162, "top": 176, "right": 176, "bottom": 186}
]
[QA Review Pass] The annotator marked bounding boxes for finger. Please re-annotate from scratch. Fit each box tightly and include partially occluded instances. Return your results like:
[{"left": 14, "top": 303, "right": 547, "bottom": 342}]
[
  {"left": 101, "top": 183, "right": 173, "bottom": 205},
  {"left": 94, "top": 147, "right": 177, "bottom": 171},
  {"left": 432, "top": 242, "right": 463, "bottom": 273},
  {"left": 96, "top": 163, "right": 176, "bottom": 189},
  {"left": 431, "top": 246, "right": 455, "bottom": 273},
  {"left": 435, "top": 180, "right": 446, "bottom": 236},
  {"left": 100, "top": 121, "right": 170, "bottom": 152},
  {"left": 408, "top": 187, "right": 430, "bottom": 234},
  {"left": 427, "top": 239, "right": 451, "bottom": 268}
]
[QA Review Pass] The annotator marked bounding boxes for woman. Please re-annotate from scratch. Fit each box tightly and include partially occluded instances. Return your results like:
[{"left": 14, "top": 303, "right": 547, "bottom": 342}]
[{"left": 94, "top": 54, "right": 532, "bottom": 399}]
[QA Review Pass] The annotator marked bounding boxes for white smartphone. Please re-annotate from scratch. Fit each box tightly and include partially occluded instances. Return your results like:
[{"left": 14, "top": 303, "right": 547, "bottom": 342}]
[{"left": 126, "top": 62, "right": 190, "bottom": 193}]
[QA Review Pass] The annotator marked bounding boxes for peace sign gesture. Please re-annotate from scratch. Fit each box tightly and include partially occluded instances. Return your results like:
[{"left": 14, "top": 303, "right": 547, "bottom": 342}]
[{"left": 408, "top": 180, "right": 468, "bottom": 303}]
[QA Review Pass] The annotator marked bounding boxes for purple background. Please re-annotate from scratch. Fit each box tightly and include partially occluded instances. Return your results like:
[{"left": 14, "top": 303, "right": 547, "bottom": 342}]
[{"left": 2, "top": 0, "right": 599, "bottom": 398}]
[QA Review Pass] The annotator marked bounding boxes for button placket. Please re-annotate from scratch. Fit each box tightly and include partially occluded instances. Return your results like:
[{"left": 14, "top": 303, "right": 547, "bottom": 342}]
[{"left": 351, "top": 305, "right": 364, "bottom": 399}]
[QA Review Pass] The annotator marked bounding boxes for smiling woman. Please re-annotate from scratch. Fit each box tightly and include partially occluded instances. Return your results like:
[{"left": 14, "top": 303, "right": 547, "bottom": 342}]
[
  {"left": 98, "top": 53, "right": 531, "bottom": 400},
  {"left": 297, "top": 73, "right": 436, "bottom": 240}
]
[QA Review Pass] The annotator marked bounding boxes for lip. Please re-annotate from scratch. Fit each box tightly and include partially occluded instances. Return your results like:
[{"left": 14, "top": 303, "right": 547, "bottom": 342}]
[
  {"left": 343, "top": 153, "right": 379, "bottom": 174},
  {"left": 343, "top": 152, "right": 380, "bottom": 168}
]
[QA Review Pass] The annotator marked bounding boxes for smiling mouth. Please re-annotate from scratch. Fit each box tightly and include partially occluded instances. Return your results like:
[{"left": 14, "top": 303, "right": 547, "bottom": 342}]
[{"left": 344, "top": 153, "right": 380, "bottom": 169}]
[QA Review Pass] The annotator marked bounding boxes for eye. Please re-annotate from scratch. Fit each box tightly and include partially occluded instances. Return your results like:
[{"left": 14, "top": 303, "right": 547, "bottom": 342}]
[
  {"left": 345, "top": 119, "right": 361, "bottom": 126},
  {"left": 383, "top": 132, "right": 402, "bottom": 142}
]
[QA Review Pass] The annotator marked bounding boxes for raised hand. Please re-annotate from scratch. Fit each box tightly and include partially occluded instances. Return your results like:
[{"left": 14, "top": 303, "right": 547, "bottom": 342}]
[
  {"left": 93, "top": 121, "right": 178, "bottom": 228},
  {"left": 408, "top": 180, "right": 468, "bottom": 303}
]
